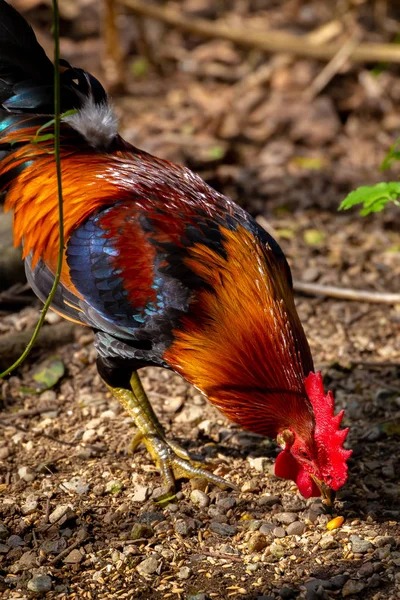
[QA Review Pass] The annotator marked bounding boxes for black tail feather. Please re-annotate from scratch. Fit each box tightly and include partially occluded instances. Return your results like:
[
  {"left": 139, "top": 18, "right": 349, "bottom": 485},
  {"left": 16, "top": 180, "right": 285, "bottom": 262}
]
[
  {"left": 0, "top": 0, "right": 53, "bottom": 104},
  {"left": 0, "top": 0, "right": 108, "bottom": 115}
]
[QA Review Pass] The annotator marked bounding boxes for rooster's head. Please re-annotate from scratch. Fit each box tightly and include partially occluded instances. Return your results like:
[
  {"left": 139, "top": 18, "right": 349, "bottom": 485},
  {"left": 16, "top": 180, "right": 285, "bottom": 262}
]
[{"left": 274, "top": 372, "right": 352, "bottom": 504}]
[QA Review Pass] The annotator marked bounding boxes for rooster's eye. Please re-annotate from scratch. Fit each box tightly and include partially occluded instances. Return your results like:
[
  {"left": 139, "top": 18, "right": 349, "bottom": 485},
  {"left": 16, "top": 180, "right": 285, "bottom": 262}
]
[{"left": 298, "top": 448, "right": 310, "bottom": 460}]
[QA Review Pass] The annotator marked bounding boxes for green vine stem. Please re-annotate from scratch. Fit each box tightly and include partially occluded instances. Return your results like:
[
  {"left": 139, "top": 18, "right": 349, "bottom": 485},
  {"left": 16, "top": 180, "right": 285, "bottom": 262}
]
[{"left": 0, "top": 0, "right": 65, "bottom": 379}]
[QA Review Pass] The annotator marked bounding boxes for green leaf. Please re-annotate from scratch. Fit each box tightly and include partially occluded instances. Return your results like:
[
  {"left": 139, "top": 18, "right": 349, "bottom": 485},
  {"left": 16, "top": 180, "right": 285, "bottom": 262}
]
[
  {"left": 303, "top": 229, "right": 326, "bottom": 246},
  {"left": 32, "top": 109, "right": 78, "bottom": 141},
  {"left": 275, "top": 227, "right": 295, "bottom": 240},
  {"left": 32, "top": 133, "right": 54, "bottom": 144},
  {"left": 291, "top": 156, "right": 326, "bottom": 170},
  {"left": 339, "top": 182, "right": 400, "bottom": 215},
  {"left": 207, "top": 145, "right": 226, "bottom": 161},
  {"left": 153, "top": 492, "right": 177, "bottom": 506},
  {"left": 32, "top": 355, "right": 65, "bottom": 391},
  {"left": 381, "top": 138, "right": 400, "bottom": 170},
  {"left": 131, "top": 57, "right": 149, "bottom": 78}
]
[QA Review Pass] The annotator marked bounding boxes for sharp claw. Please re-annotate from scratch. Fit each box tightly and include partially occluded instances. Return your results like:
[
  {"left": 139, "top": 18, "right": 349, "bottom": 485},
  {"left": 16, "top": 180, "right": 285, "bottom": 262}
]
[{"left": 138, "top": 433, "right": 236, "bottom": 492}]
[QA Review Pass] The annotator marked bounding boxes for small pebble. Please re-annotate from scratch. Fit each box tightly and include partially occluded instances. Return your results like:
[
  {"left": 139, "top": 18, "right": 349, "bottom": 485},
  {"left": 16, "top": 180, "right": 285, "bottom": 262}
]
[
  {"left": 241, "top": 478, "right": 259, "bottom": 493},
  {"left": 273, "top": 527, "right": 286, "bottom": 538},
  {"left": 259, "top": 523, "right": 275, "bottom": 536},
  {"left": 209, "top": 522, "right": 237, "bottom": 537},
  {"left": 63, "top": 549, "right": 84, "bottom": 564},
  {"left": 342, "top": 579, "right": 364, "bottom": 597},
  {"left": 329, "top": 574, "right": 349, "bottom": 589},
  {"left": 105, "top": 480, "right": 123, "bottom": 494},
  {"left": 246, "top": 519, "right": 262, "bottom": 531},
  {"left": 10, "top": 549, "right": 38, "bottom": 573},
  {"left": 138, "top": 512, "right": 165, "bottom": 524},
  {"left": 303, "top": 509, "right": 318, "bottom": 523},
  {"left": 376, "top": 545, "right": 391, "bottom": 559},
  {"left": 0, "top": 447, "right": 10, "bottom": 460},
  {"left": 247, "top": 532, "right": 268, "bottom": 552},
  {"left": 40, "top": 538, "right": 67, "bottom": 555},
  {"left": 131, "top": 485, "right": 149, "bottom": 502},
  {"left": 216, "top": 497, "right": 236, "bottom": 511},
  {"left": 174, "top": 518, "right": 196, "bottom": 537},
  {"left": 49, "top": 504, "right": 75, "bottom": 525},
  {"left": 18, "top": 466, "right": 35, "bottom": 483},
  {"left": 309, "top": 501, "right": 325, "bottom": 515},
  {"left": 7, "top": 535, "right": 24, "bottom": 548},
  {"left": 350, "top": 535, "right": 373, "bottom": 554},
  {"left": 258, "top": 495, "right": 280, "bottom": 507},
  {"left": 178, "top": 566, "right": 191, "bottom": 580},
  {"left": 131, "top": 523, "right": 154, "bottom": 540},
  {"left": 319, "top": 535, "right": 338, "bottom": 550},
  {"left": 0, "top": 524, "right": 9, "bottom": 540},
  {"left": 175, "top": 405, "right": 203, "bottom": 424},
  {"left": 190, "top": 489, "right": 210, "bottom": 508},
  {"left": 136, "top": 554, "right": 161, "bottom": 576},
  {"left": 82, "top": 429, "right": 97, "bottom": 442},
  {"left": 286, "top": 521, "right": 305, "bottom": 536},
  {"left": 21, "top": 494, "right": 38, "bottom": 515},
  {"left": 374, "top": 535, "right": 396, "bottom": 548},
  {"left": 219, "top": 544, "right": 240, "bottom": 555},
  {"left": 208, "top": 506, "right": 228, "bottom": 523},
  {"left": 269, "top": 543, "right": 285, "bottom": 558},
  {"left": 62, "top": 477, "right": 90, "bottom": 495},
  {"left": 275, "top": 512, "right": 297, "bottom": 525},
  {"left": 248, "top": 456, "right": 270, "bottom": 473},
  {"left": 27, "top": 575, "right": 52, "bottom": 593},
  {"left": 368, "top": 573, "right": 381, "bottom": 588},
  {"left": 357, "top": 562, "right": 374, "bottom": 577}
]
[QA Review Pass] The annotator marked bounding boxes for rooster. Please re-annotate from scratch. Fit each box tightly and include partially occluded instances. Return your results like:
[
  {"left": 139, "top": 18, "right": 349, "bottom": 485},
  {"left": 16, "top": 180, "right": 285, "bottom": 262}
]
[{"left": 0, "top": 0, "right": 351, "bottom": 502}]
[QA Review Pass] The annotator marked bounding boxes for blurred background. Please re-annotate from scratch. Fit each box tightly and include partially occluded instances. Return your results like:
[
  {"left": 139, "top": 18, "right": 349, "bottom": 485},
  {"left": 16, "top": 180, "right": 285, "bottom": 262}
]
[{"left": 4, "top": 0, "right": 400, "bottom": 349}]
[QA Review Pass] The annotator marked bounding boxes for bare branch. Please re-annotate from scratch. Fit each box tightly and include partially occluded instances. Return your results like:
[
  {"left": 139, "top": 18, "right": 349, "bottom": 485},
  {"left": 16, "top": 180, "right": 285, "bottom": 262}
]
[
  {"left": 293, "top": 280, "right": 400, "bottom": 304},
  {"left": 119, "top": 0, "right": 400, "bottom": 64}
]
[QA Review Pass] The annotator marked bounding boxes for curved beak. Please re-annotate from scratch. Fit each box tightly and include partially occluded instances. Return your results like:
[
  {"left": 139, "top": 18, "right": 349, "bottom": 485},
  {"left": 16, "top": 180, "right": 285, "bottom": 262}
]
[{"left": 311, "top": 476, "right": 336, "bottom": 506}]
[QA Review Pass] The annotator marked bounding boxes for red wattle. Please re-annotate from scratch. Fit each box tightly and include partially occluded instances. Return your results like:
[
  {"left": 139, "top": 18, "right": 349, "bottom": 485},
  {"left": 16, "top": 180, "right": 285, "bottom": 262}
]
[{"left": 275, "top": 450, "right": 321, "bottom": 499}]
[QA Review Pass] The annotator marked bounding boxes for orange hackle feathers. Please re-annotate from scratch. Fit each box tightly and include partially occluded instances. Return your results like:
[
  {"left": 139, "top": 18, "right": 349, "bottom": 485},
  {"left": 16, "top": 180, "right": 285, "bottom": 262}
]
[
  {"left": 165, "top": 224, "right": 315, "bottom": 438},
  {"left": 0, "top": 124, "right": 126, "bottom": 291}
]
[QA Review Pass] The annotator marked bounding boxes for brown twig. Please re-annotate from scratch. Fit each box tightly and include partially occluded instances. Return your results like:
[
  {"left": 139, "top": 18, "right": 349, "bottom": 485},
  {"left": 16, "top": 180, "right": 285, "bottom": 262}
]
[
  {"left": 293, "top": 280, "right": 400, "bottom": 304},
  {"left": 119, "top": 0, "right": 400, "bottom": 64},
  {"left": 304, "top": 34, "right": 360, "bottom": 100},
  {"left": 103, "top": 0, "right": 126, "bottom": 92},
  {"left": 0, "top": 405, "right": 59, "bottom": 421},
  {"left": 50, "top": 528, "right": 89, "bottom": 564},
  {"left": 201, "top": 549, "right": 243, "bottom": 563}
]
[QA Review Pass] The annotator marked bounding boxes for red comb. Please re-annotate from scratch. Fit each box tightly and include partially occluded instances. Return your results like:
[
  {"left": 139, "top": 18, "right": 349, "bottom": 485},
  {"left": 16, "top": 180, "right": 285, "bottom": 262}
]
[{"left": 304, "top": 371, "right": 352, "bottom": 487}]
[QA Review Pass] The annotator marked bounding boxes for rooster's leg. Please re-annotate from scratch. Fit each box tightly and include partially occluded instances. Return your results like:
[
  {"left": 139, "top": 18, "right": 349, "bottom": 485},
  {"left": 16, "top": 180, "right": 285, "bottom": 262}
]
[{"left": 107, "top": 371, "right": 235, "bottom": 493}]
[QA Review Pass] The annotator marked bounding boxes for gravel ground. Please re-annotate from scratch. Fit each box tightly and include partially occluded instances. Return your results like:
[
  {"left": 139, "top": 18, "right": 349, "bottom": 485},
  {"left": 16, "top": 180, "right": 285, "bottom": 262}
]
[{"left": 1, "top": 0, "right": 400, "bottom": 598}]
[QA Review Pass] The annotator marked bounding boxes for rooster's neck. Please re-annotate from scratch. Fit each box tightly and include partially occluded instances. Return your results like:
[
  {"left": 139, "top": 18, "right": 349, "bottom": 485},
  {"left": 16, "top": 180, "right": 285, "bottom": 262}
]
[{"left": 164, "top": 224, "right": 315, "bottom": 437}]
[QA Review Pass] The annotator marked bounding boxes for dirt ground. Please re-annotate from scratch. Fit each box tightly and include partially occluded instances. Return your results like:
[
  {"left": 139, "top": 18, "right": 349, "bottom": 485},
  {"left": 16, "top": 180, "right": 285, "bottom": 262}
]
[{"left": 1, "top": 1, "right": 400, "bottom": 599}]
